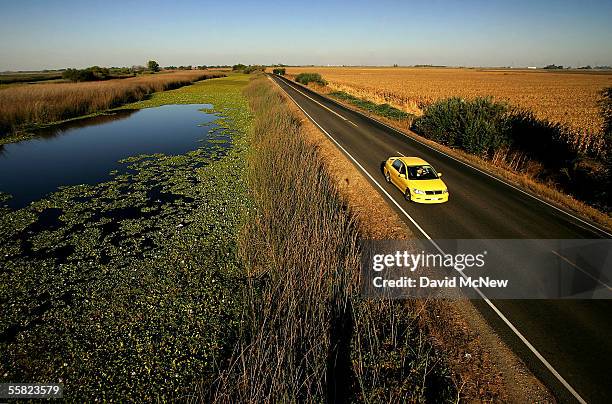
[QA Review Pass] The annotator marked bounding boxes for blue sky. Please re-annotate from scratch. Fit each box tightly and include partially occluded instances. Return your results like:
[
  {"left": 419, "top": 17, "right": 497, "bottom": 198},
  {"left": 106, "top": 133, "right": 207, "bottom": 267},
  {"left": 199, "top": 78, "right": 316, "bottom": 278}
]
[{"left": 1, "top": 0, "right": 611, "bottom": 70}]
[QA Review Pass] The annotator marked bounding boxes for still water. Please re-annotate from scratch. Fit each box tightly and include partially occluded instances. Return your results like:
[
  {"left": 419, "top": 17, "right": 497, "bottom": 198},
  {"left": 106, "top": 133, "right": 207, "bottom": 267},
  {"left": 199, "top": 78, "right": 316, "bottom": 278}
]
[{"left": 0, "top": 104, "right": 220, "bottom": 208}]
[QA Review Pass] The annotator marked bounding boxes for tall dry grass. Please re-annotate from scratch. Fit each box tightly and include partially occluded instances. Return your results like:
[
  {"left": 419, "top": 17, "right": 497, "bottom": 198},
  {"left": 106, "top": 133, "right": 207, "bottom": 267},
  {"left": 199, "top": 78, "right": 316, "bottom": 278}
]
[
  {"left": 0, "top": 71, "right": 225, "bottom": 136},
  {"left": 208, "top": 76, "right": 455, "bottom": 402}
]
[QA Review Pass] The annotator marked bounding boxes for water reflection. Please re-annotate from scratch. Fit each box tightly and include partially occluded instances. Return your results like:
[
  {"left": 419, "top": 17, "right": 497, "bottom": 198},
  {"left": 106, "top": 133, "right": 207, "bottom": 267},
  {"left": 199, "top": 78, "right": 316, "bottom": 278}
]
[
  {"left": 0, "top": 104, "right": 221, "bottom": 208},
  {"left": 33, "top": 110, "right": 138, "bottom": 139}
]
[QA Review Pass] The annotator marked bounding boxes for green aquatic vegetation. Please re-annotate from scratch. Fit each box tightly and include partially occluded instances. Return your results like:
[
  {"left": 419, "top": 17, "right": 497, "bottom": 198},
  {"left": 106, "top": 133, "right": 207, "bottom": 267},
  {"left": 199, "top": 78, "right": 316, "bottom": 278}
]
[{"left": 0, "top": 74, "right": 253, "bottom": 401}]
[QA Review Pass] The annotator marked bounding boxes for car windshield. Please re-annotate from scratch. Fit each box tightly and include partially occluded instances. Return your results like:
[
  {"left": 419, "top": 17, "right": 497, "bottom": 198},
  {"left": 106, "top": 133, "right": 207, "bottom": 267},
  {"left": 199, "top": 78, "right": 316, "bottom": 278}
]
[{"left": 407, "top": 165, "right": 438, "bottom": 180}]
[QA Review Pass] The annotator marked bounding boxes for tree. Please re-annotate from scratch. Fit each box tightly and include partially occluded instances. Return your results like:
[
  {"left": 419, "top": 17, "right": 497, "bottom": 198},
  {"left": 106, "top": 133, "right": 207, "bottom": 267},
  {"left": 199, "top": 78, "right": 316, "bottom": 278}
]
[{"left": 147, "top": 60, "right": 160, "bottom": 72}]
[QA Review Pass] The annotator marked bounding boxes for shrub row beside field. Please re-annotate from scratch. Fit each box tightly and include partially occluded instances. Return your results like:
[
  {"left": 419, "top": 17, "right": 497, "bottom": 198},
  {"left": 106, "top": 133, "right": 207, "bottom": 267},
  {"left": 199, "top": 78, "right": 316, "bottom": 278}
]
[
  {"left": 413, "top": 96, "right": 611, "bottom": 209},
  {"left": 210, "top": 75, "right": 455, "bottom": 402},
  {"left": 295, "top": 72, "right": 327, "bottom": 86},
  {"left": 0, "top": 71, "right": 226, "bottom": 138}
]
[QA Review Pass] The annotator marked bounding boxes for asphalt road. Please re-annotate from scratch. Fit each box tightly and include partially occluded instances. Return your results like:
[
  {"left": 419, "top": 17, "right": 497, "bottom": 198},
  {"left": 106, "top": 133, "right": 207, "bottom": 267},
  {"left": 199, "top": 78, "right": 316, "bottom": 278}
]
[{"left": 270, "top": 74, "right": 612, "bottom": 403}]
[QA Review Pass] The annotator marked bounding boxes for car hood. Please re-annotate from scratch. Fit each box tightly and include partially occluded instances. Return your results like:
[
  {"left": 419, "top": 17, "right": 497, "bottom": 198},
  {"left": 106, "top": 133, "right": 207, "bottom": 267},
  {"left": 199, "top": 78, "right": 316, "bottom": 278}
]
[{"left": 411, "top": 179, "right": 447, "bottom": 191}]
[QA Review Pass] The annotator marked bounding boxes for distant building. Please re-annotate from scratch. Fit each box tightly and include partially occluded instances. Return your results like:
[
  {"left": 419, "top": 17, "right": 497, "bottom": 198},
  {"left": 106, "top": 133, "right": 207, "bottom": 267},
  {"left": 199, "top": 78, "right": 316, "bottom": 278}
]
[{"left": 527, "top": 66, "right": 537, "bottom": 69}]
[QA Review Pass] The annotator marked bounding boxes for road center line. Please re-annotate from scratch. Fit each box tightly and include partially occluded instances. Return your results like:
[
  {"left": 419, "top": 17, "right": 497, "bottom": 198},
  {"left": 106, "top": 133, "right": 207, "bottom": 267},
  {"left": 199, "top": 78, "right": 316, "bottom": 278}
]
[{"left": 270, "top": 74, "right": 588, "bottom": 404}]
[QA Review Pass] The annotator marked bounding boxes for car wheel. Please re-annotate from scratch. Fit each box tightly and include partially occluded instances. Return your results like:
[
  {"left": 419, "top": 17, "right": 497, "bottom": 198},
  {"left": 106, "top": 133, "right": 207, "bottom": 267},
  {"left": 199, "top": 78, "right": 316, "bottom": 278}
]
[
  {"left": 404, "top": 188, "right": 411, "bottom": 201},
  {"left": 385, "top": 171, "right": 391, "bottom": 183}
]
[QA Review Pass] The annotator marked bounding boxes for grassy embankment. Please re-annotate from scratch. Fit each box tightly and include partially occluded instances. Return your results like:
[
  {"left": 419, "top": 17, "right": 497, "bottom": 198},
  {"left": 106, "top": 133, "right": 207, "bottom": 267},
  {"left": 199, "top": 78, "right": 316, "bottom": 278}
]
[
  {"left": 210, "top": 75, "right": 455, "bottom": 402},
  {"left": 0, "top": 70, "right": 225, "bottom": 141},
  {"left": 288, "top": 72, "right": 612, "bottom": 225},
  {"left": 0, "top": 74, "right": 252, "bottom": 401}
]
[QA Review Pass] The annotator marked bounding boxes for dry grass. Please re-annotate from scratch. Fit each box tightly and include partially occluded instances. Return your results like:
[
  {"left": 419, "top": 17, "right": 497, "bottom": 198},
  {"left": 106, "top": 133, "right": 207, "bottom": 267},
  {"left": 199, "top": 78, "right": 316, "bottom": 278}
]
[
  {"left": 0, "top": 70, "right": 225, "bottom": 136},
  {"left": 279, "top": 66, "right": 612, "bottom": 154},
  {"left": 209, "top": 76, "right": 455, "bottom": 402}
]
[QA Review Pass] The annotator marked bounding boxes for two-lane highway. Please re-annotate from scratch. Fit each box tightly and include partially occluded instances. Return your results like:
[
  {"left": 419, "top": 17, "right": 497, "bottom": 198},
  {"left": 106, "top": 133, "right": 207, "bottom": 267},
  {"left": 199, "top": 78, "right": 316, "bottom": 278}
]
[{"left": 269, "top": 74, "right": 612, "bottom": 403}]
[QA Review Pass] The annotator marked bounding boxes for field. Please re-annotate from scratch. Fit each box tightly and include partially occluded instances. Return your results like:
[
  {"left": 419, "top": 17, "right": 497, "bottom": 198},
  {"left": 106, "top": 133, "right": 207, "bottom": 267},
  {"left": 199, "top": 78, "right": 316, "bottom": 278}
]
[
  {"left": 280, "top": 67, "right": 612, "bottom": 138},
  {"left": 0, "top": 71, "right": 64, "bottom": 85},
  {"left": 0, "top": 70, "right": 225, "bottom": 138}
]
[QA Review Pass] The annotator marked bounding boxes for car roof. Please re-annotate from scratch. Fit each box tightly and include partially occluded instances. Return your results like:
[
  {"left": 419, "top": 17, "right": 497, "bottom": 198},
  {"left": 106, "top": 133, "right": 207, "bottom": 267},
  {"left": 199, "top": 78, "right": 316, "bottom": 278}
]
[{"left": 392, "top": 156, "right": 430, "bottom": 166}]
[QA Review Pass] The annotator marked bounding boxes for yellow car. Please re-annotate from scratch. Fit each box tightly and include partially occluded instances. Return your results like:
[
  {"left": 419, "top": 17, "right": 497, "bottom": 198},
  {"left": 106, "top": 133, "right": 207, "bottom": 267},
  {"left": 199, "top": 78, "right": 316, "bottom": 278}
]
[{"left": 383, "top": 157, "right": 449, "bottom": 203}]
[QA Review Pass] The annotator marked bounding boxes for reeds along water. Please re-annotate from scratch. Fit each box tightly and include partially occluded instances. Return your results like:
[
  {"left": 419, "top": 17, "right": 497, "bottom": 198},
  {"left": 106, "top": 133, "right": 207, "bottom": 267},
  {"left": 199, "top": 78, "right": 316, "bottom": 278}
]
[
  {"left": 210, "top": 76, "right": 455, "bottom": 403},
  {"left": 0, "top": 71, "right": 224, "bottom": 136}
]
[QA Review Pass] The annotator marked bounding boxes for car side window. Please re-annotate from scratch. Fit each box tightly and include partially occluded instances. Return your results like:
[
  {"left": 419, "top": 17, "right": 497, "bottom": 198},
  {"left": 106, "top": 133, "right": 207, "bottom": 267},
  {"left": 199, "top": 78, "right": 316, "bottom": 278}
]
[
  {"left": 399, "top": 164, "right": 406, "bottom": 176},
  {"left": 392, "top": 159, "right": 402, "bottom": 172}
]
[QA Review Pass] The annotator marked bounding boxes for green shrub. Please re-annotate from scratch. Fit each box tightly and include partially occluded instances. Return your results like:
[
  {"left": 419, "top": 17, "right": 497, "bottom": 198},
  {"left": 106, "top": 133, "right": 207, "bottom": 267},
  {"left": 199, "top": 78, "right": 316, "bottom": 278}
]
[
  {"left": 272, "top": 68, "right": 286, "bottom": 75},
  {"left": 62, "top": 68, "right": 95, "bottom": 82},
  {"left": 295, "top": 72, "right": 327, "bottom": 86},
  {"left": 413, "top": 96, "right": 611, "bottom": 209},
  {"left": 231, "top": 64, "right": 264, "bottom": 74},
  {"left": 147, "top": 60, "right": 160, "bottom": 72},
  {"left": 243, "top": 65, "right": 265, "bottom": 74},
  {"left": 413, "top": 97, "right": 583, "bottom": 163},
  {"left": 413, "top": 97, "right": 510, "bottom": 156}
]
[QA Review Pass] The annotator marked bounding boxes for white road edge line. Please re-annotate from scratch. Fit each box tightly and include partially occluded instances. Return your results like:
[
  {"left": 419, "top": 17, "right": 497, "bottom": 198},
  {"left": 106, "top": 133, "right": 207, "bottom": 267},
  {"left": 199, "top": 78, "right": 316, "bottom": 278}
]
[
  {"left": 270, "top": 74, "right": 588, "bottom": 404},
  {"left": 552, "top": 250, "right": 612, "bottom": 291},
  {"left": 278, "top": 75, "right": 612, "bottom": 239},
  {"left": 398, "top": 149, "right": 610, "bottom": 293}
]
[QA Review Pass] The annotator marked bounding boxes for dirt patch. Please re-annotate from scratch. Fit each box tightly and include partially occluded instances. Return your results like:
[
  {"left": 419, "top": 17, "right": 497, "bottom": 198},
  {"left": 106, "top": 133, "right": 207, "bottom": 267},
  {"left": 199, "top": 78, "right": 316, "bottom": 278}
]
[{"left": 272, "top": 75, "right": 554, "bottom": 402}]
